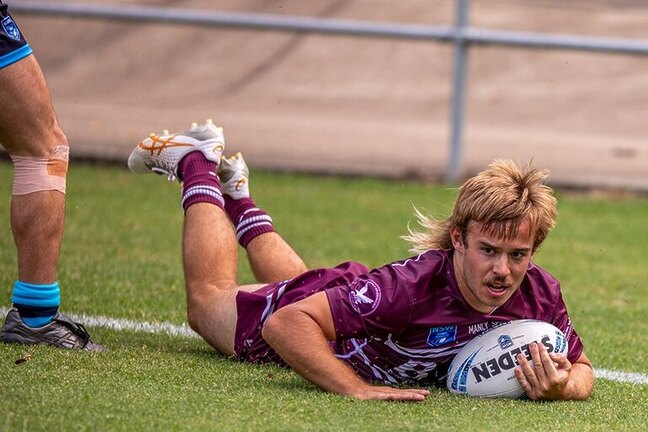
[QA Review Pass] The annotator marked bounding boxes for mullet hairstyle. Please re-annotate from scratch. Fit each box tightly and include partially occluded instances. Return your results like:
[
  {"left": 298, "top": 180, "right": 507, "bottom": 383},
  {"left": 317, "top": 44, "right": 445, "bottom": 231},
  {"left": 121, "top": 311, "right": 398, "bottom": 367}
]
[{"left": 404, "top": 159, "right": 557, "bottom": 254}]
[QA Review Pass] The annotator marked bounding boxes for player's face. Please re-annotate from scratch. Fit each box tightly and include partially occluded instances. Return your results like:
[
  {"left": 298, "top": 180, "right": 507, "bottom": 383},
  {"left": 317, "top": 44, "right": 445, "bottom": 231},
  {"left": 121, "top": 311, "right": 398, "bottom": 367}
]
[{"left": 451, "top": 219, "right": 534, "bottom": 314}]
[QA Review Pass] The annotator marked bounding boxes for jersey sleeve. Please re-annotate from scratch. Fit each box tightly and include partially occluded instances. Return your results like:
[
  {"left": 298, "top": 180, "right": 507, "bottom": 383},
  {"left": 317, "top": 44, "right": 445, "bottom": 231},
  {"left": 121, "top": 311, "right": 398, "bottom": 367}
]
[
  {"left": 550, "top": 284, "right": 585, "bottom": 363},
  {"left": 325, "top": 264, "right": 414, "bottom": 341}
]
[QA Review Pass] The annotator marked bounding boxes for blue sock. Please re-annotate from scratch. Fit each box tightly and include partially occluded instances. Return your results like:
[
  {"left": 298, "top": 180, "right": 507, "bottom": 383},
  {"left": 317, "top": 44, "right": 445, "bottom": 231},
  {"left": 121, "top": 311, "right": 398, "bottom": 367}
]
[{"left": 11, "top": 281, "right": 61, "bottom": 327}]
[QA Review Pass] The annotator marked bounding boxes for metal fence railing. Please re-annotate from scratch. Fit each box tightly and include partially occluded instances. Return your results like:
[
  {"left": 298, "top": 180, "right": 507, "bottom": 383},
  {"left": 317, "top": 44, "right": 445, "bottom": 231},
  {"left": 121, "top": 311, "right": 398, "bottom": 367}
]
[{"left": 12, "top": 0, "right": 648, "bottom": 182}]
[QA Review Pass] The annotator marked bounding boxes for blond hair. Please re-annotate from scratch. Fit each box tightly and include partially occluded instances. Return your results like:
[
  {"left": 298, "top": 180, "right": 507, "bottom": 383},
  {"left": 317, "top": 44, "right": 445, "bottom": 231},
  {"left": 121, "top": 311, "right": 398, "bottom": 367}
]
[{"left": 404, "top": 159, "right": 557, "bottom": 253}]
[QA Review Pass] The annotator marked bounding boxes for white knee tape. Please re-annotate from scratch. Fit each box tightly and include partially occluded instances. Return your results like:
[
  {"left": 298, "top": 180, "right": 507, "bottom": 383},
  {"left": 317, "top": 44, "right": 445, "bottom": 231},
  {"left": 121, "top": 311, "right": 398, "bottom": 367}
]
[{"left": 11, "top": 145, "right": 69, "bottom": 195}]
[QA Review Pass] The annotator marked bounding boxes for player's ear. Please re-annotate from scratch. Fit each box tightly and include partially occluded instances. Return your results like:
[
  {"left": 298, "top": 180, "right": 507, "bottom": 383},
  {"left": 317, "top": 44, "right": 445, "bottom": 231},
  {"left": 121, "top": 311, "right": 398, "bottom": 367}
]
[{"left": 450, "top": 225, "right": 465, "bottom": 252}]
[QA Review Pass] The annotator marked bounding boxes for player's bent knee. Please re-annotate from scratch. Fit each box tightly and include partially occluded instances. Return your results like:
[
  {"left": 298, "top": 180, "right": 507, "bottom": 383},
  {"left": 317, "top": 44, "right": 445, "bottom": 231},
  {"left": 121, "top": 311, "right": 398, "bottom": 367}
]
[
  {"left": 187, "top": 308, "right": 236, "bottom": 357},
  {"left": 186, "top": 307, "right": 203, "bottom": 334},
  {"left": 185, "top": 290, "right": 238, "bottom": 357},
  {"left": 11, "top": 145, "right": 69, "bottom": 195}
]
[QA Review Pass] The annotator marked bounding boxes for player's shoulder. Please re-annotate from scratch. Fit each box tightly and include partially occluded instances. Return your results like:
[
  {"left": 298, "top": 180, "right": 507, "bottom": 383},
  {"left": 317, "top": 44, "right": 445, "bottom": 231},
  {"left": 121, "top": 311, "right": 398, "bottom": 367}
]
[
  {"left": 361, "top": 250, "right": 448, "bottom": 291},
  {"left": 388, "top": 249, "right": 450, "bottom": 273},
  {"left": 365, "top": 249, "right": 451, "bottom": 294}
]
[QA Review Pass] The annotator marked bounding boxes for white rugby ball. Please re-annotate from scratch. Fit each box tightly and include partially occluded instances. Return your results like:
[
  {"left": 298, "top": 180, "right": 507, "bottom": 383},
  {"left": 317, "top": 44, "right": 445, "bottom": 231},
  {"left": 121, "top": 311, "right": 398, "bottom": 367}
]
[{"left": 446, "top": 319, "right": 568, "bottom": 399}]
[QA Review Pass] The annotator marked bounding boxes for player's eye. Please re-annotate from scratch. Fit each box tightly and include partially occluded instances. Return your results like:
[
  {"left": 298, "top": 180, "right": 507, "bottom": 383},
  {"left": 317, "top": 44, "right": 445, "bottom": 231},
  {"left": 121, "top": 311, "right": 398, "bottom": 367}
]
[
  {"left": 510, "top": 251, "right": 527, "bottom": 260},
  {"left": 481, "top": 247, "right": 494, "bottom": 256}
]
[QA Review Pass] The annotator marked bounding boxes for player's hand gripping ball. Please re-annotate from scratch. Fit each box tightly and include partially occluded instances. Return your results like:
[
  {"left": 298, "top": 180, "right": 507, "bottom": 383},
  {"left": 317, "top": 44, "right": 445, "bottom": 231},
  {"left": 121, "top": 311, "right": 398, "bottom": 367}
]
[{"left": 447, "top": 319, "right": 568, "bottom": 399}]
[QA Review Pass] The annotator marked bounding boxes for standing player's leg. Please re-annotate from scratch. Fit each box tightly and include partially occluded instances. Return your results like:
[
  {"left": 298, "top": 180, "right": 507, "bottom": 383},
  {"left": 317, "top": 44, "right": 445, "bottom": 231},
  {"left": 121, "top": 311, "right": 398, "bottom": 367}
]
[
  {"left": 218, "top": 153, "right": 308, "bottom": 283},
  {"left": 128, "top": 121, "right": 246, "bottom": 356},
  {"left": 0, "top": 55, "right": 66, "bottom": 290},
  {"left": 0, "top": 5, "right": 103, "bottom": 350}
]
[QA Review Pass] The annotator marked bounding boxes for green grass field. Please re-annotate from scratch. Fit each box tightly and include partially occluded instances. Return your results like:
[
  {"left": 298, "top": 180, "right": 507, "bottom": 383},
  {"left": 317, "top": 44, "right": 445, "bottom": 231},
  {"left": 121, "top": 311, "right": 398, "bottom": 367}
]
[{"left": 1, "top": 162, "right": 647, "bottom": 431}]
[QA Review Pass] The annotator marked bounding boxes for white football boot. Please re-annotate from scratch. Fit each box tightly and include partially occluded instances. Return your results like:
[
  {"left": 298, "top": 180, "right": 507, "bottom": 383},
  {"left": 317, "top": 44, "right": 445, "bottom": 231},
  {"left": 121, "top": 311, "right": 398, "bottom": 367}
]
[
  {"left": 218, "top": 152, "right": 250, "bottom": 200},
  {"left": 128, "top": 119, "right": 225, "bottom": 182}
]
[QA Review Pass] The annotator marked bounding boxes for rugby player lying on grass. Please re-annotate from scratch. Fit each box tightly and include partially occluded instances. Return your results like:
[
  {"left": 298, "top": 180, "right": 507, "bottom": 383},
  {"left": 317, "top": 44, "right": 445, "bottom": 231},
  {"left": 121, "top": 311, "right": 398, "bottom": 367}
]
[{"left": 128, "top": 120, "right": 594, "bottom": 401}]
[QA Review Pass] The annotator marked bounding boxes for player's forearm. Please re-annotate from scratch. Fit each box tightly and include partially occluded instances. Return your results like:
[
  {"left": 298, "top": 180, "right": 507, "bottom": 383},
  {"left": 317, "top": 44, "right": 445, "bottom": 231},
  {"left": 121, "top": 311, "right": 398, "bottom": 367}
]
[
  {"left": 262, "top": 308, "right": 369, "bottom": 396},
  {"left": 563, "top": 362, "right": 595, "bottom": 400}
]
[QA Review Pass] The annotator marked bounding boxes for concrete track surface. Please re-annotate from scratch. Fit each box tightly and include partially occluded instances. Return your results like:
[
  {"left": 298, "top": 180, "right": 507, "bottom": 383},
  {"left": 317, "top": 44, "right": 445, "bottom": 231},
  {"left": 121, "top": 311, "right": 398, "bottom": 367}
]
[{"left": 7, "top": 0, "right": 648, "bottom": 190}]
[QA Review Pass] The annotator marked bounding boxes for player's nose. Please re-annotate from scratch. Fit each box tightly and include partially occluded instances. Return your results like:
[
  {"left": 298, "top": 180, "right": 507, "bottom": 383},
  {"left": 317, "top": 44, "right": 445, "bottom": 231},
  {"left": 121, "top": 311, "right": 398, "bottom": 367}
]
[{"left": 492, "top": 254, "right": 511, "bottom": 277}]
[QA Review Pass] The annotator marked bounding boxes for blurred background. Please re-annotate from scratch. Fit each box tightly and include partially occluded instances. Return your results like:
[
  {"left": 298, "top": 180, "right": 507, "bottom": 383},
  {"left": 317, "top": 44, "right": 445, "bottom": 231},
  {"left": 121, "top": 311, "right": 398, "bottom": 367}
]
[{"left": 7, "top": 0, "right": 648, "bottom": 190}]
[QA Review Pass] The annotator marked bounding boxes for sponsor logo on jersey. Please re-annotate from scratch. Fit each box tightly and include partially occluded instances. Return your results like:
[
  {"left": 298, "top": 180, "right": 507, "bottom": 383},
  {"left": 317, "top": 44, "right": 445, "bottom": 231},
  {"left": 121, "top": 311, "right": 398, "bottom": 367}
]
[
  {"left": 348, "top": 279, "right": 381, "bottom": 316},
  {"left": 468, "top": 320, "right": 509, "bottom": 335},
  {"left": 468, "top": 321, "right": 492, "bottom": 335},
  {"left": 1, "top": 16, "right": 21, "bottom": 41},
  {"left": 427, "top": 325, "right": 457, "bottom": 347}
]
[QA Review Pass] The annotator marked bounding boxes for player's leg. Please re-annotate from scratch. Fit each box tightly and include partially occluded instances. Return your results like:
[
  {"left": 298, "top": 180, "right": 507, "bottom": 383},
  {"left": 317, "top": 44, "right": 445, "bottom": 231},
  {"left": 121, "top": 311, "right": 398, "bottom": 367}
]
[
  {"left": 182, "top": 202, "right": 246, "bottom": 356},
  {"left": 129, "top": 121, "right": 249, "bottom": 356},
  {"left": 246, "top": 234, "right": 308, "bottom": 283},
  {"left": 0, "top": 55, "right": 66, "bottom": 287},
  {"left": 0, "top": 10, "right": 104, "bottom": 351},
  {"left": 219, "top": 153, "right": 308, "bottom": 283}
]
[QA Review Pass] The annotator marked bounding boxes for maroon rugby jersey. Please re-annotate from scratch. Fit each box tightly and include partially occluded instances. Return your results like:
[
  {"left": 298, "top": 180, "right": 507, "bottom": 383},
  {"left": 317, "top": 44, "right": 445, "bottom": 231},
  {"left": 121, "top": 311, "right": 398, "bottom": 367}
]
[{"left": 325, "top": 249, "right": 584, "bottom": 387}]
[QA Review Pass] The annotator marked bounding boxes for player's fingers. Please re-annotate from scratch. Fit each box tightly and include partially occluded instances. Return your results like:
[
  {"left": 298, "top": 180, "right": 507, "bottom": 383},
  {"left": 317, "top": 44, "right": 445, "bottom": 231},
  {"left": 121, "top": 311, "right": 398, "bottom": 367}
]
[
  {"left": 537, "top": 342, "right": 559, "bottom": 380},
  {"left": 363, "top": 387, "right": 429, "bottom": 401},
  {"left": 517, "top": 351, "right": 539, "bottom": 387},
  {"left": 514, "top": 367, "right": 535, "bottom": 398},
  {"left": 529, "top": 342, "right": 547, "bottom": 381},
  {"left": 381, "top": 389, "right": 428, "bottom": 401},
  {"left": 549, "top": 353, "right": 572, "bottom": 372}
]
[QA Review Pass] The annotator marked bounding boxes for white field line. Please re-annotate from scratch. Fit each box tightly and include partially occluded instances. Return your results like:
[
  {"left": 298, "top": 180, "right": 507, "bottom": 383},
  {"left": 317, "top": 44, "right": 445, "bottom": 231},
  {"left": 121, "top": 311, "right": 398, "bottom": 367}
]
[
  {"left": 69, "top": 310, "right": 199, "bottom": 339},
  {"left": 594, "top": 369, "right": 648, "bottom": 385},
  {"left": 2, "top": 307, "right": 647, "bottom": 385},
  {"left": 0, "top": 307, "right": 199, "bottom": 339}
]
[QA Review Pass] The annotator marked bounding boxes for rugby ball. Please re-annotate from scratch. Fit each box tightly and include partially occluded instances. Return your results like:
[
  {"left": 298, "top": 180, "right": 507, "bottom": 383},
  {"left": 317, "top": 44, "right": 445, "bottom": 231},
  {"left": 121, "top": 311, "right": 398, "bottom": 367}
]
[{"left": 446, "top": 319, "right": 568, "bottom": 399}]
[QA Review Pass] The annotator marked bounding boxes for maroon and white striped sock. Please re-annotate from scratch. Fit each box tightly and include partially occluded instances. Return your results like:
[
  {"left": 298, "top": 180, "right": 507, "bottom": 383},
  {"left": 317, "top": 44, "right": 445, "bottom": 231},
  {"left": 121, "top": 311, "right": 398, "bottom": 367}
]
[
  {"left": 178, "top": 151, "right": 224, "bottom": 211},
  {"left": 223, "top": 195, "right": 275, "bottom": 248}
]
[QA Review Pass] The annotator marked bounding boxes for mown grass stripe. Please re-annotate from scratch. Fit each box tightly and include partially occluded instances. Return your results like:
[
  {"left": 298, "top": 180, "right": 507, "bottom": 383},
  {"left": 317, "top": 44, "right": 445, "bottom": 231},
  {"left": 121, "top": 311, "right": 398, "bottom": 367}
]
[{"left": 2, "top": 307, "right": 646, "bottom": 386}]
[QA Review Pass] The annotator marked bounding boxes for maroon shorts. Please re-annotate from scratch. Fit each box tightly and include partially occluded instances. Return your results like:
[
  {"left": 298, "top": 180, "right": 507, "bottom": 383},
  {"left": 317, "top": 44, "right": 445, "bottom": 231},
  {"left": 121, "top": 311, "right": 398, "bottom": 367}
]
[{"left": 233, "top": 261, "right": 368, "bottom": 365}]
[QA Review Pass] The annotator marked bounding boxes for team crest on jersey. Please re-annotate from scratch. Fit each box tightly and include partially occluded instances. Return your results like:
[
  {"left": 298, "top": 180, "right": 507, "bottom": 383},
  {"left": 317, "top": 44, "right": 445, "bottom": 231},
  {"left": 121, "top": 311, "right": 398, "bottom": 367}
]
[
  {"left": 427, "top": 325, "right": 457, "bottom": 347},
  {"left": 348, "top": 279, "right": 381, "bottom": 316},
  {"left": 1, "top": 16, "right": 21, "bottom": 41}
]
